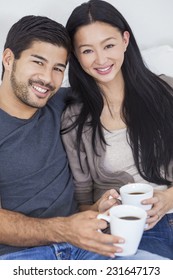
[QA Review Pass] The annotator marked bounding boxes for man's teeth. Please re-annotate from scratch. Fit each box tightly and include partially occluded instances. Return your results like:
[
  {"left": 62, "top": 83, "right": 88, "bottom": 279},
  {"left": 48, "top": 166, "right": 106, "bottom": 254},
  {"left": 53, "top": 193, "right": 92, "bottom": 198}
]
[
  {"left": 33, "top": 85, "right": 47, "bottom": 93},
  {"left": 97, "top": 66, "right": 111, "bottom": 72}
]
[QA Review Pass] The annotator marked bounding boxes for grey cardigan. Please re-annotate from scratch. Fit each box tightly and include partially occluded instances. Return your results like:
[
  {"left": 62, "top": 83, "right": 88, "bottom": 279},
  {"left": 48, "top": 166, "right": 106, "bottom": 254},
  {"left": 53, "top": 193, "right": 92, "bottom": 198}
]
[{"left": 61, "top": 75, "right": 173, "bottom": 205}]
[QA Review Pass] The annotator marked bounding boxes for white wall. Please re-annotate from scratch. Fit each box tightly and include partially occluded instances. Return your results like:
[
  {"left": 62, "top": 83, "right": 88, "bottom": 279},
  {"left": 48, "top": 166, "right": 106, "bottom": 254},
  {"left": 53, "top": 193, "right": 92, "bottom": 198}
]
[{"left": 0, "top": 0, "right": 173, "bottom": 78}]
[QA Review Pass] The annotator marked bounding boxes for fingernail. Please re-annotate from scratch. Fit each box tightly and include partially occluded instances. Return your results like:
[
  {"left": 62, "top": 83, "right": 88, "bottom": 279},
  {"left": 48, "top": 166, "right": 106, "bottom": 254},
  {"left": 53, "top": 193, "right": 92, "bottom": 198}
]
[
  {"left": 116, "top": 248, "right": 123, "bottom": 253},
  {"left": 118, "top": 239, "right": 125, "bottom": 243}
]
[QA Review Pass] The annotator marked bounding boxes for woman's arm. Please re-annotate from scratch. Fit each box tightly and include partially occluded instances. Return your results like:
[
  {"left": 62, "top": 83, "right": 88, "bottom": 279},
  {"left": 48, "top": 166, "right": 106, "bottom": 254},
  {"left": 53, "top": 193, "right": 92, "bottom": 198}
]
[{"left": 61, "top": 107, "right": 94, "bottom": 205}]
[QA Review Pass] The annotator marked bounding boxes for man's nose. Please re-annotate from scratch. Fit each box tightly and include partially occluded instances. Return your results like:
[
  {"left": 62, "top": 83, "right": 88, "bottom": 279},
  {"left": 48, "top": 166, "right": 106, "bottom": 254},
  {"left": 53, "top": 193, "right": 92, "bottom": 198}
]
[{"left": 38, "top": 67, "right": 53, "bottom": 85}]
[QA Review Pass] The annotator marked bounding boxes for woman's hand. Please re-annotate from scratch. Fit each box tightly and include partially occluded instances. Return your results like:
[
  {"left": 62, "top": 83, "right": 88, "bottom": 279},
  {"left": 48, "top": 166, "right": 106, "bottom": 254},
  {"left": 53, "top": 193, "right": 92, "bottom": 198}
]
[
  {"left": 96, "top": 189, "right": 121, "bottom": 213},
  {"left": 142, "top": 188, "right": 173, "bottom": 230}
]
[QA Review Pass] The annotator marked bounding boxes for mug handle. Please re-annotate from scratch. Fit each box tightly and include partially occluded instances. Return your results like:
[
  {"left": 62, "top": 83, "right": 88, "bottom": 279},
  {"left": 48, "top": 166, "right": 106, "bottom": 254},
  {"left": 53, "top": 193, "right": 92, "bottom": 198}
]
[{"left": 97, "top": 213, "right": 110, "bottom": 232}]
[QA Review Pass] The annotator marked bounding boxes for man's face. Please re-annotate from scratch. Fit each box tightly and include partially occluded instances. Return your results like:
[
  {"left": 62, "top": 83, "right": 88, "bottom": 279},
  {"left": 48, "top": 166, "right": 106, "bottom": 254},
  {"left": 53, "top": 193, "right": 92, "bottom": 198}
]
[{"left": 9, "top": 41, "right": 67, "bottom": 109}]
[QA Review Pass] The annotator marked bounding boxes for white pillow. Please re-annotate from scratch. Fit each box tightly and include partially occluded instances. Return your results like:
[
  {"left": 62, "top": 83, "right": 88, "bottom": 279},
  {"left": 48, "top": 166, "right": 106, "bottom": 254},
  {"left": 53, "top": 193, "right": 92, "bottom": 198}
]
[{"left": 141, "top": 45, "right": 173, "bottom": 77}]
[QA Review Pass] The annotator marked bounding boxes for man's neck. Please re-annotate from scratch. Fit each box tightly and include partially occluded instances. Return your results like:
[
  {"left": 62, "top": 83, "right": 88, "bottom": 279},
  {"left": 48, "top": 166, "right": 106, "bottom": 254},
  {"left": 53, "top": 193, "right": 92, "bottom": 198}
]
[{"left": 0, "top": 85, "right": 38, "bottom": 120}]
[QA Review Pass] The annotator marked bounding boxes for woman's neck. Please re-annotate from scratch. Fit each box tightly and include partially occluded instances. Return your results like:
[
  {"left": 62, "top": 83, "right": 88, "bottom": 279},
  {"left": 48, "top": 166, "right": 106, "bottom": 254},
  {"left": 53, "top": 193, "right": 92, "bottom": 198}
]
[{"left": 99, "top": 73, "right": 126, "bottom": 131}]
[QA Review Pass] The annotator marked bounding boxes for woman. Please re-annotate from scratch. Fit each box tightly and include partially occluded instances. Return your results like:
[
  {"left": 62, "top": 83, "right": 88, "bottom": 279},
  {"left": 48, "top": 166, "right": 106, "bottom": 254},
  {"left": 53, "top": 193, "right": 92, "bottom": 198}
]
[{"left": 61, "top": 0, "right": 173, "bottom": 258}]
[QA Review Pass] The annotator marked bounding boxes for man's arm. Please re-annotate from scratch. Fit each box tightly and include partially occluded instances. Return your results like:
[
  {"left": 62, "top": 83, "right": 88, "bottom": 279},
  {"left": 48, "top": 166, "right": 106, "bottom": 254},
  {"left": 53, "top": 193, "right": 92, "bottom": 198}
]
[
  {"left": 0, "top": 209, "right": 55, "bottom": 247},
  {"left": 0, "top": 209, "right": 124, "bottom": 257}
]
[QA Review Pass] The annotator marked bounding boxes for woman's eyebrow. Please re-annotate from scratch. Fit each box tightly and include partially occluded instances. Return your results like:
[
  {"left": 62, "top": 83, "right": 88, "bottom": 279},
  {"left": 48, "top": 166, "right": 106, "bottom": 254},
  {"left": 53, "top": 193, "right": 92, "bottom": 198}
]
[{"left": 78, "top": 37, "right": 117, "bottom": 49}]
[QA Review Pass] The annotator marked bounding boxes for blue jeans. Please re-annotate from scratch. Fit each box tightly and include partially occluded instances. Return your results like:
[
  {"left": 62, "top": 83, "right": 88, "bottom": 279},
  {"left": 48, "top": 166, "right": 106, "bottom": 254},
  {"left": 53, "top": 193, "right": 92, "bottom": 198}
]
[
  {"left": 0, "top": 243, "right": 167, "bottom": 260},
  {"left": 139, "top": 213, "right": 173, "bottom": 259}
]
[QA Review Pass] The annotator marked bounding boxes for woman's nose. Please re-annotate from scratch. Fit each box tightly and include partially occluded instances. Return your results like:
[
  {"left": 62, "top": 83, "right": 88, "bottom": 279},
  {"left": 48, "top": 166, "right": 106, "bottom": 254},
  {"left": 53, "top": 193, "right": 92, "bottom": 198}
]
[{"left": 95, "top": 50, "right": 107, "bottom": 65}]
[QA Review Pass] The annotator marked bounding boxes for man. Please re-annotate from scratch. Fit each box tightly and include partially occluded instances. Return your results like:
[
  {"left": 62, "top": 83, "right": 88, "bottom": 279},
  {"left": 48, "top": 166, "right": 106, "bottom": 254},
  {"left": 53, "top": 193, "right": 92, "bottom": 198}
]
[{"left": 0, "top": 15, "right": 166, "bottom": 260}]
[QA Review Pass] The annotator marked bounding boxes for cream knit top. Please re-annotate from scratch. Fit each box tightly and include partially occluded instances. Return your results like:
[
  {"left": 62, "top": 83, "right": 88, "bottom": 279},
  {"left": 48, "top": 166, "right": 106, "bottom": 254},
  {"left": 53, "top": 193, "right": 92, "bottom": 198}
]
[{"left": 102, "top": 128, "right": 167, "bottom": 191}]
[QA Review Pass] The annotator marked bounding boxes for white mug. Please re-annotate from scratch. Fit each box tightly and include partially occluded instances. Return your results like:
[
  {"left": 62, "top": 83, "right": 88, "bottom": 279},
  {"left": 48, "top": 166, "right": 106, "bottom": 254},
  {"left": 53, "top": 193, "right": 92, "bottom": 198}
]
[
  {"left": 120, "top": 183, "right": 153, "bottom": 210},
  {"left": 97, "top": 205, "right": 147, "bottom": 256}
]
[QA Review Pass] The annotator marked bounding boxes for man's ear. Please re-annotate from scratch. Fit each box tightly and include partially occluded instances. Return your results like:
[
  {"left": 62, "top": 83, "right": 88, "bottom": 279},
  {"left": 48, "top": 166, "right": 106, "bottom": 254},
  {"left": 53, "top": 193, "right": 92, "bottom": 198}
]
[{"left": 2, "top": 48, "right": 14, "bottom": 71}]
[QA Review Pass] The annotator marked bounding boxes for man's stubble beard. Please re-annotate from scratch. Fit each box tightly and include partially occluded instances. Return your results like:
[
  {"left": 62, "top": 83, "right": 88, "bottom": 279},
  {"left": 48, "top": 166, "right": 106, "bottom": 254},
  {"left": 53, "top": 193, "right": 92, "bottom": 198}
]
[{"left": 10, "top": 61, "right": 54, "bottom": 109}]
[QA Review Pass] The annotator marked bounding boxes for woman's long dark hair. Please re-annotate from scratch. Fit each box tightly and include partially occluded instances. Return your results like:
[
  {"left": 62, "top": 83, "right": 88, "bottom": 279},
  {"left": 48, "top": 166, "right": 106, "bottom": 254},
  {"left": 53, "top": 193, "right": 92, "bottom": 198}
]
[{"left": 63, "top": 0, "right": 173, "bottom": 185}]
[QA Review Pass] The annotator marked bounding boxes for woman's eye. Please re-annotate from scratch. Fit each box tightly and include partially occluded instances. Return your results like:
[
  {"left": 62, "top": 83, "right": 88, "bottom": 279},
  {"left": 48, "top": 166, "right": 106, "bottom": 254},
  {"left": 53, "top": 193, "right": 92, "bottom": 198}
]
[
  {"left": 82, "top": 49, "right": 93, "bottom": 54},
  {"left": 105, "top": 44, "right": 114, "bottom": 49}
]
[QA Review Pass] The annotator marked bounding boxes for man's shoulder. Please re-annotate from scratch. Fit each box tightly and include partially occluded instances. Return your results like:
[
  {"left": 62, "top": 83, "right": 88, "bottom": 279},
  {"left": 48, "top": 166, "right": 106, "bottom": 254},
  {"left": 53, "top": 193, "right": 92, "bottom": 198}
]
[
  {"left": 57, "top": 87, "right": 72, "bottom": 97},
  {"left": 49, "top": 87, "right": 72, "bottom": 109}
]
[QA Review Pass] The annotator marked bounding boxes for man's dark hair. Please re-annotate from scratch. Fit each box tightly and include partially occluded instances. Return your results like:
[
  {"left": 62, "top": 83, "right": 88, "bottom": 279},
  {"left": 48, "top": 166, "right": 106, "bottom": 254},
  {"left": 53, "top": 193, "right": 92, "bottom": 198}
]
[{"left": 1, "top": 15, "right": 71, "bottom": 79}]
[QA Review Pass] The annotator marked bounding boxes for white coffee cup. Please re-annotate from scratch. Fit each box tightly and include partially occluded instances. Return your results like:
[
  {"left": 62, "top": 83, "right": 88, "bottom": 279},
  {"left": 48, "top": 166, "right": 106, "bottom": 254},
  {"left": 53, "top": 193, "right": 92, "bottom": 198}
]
[
  {"left": 98, "top": 205, "right": 147, "bottom": 256},
  {"left": 120, "top": 183, "right": 153, "bottom": 210}
]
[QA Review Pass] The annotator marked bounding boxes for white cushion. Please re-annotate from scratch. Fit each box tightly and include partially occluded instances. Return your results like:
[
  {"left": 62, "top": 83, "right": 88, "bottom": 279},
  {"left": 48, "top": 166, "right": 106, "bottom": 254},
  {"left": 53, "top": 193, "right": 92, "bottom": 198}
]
[{"left": 141, "top": 45, "right": 173, "bottom": 77}]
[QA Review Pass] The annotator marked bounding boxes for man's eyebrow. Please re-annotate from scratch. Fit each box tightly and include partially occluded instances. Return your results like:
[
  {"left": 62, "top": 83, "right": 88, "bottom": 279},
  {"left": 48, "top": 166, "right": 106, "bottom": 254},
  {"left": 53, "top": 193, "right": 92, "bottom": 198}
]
[
  {"left": 31, "top": 54, "right": 47, "bottom": 62},
  {"left": 56, "top": 63, "right": 66, "bottom": 69},
  {"left": 31, "top": 54, "right": 66, "bottom": 68}
]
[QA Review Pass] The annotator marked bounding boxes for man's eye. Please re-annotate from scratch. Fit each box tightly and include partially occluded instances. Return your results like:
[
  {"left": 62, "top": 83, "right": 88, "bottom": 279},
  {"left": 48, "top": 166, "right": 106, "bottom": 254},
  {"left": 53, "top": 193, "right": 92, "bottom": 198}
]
[
  {"left": 54, "top": 67, "right": 64, "bottom": 72},
  {"left": 34, "top": 61, "right": 43, "bottom": 65}
]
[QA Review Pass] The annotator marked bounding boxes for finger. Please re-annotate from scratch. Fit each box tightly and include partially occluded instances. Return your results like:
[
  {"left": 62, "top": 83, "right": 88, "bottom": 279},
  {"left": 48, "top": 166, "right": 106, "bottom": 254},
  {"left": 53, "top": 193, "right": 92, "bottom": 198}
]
[
  {"left": 102, "top": 189, "right": 114, "bottom": 199},
  {"left": 146, "top": 212, "right": 161, "bottom": 224},
  {"left": 142, "top": 209, "right": 163, "bottom": 231},
  {"left": 142, "top": 196, "right": 158, "bottom": 205},
  {"left": 107, "top": 198, "right": 120, "bottom": 207},
  {"left": 90, "top": 223, "right": 125, "bottom": 245},
  {"left": 98, "top": 231, "right": 125, "bottom": 245},
  {"left": 84, "top": 210, "right": 100, "bottom": 219},
  {"left": 145, "top": 222, "right": 156, "bottom": 230},
  {"left": 147, "top": 203, "right": 161, "bottom": 215},
  {"left": 147, "top": 216, "right": 156, "bottom": 224},
  {"left": 108, "top": 193, "right": 121, "bottom": 205},
  {"left": 84, "top": 239, "right": 123, "bottom": 257},
  {"left": 96, "top": 219, "right": 108, "bottom": 231},
  {"left": 109, "top": 189, "right": 120, "bottom": 198},
  {"left": 89, "top": 233, "right": 125, "bottom": 257}
]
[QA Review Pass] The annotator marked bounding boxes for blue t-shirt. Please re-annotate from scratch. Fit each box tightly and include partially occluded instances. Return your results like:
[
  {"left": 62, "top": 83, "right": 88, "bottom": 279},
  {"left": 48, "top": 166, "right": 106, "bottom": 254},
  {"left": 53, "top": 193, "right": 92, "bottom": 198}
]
[{"left": 0, "top": 87, "right": 78, "bottom": 255}]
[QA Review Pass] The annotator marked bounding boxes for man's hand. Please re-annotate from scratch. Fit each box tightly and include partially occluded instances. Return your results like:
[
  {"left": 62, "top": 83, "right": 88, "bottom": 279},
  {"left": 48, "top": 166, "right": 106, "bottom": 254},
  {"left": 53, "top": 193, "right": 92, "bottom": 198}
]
[
  {"left": 52, "top": 210, "right": 124, "bottom": 257},
  {"left": 0, "top": 208, "right": 125, "bottom": 257}
]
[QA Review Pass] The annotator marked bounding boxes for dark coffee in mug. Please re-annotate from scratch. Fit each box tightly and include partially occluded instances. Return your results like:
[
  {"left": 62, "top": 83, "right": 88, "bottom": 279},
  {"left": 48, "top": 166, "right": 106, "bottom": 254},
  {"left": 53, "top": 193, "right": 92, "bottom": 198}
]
[
  {"left": 120, "top": 216, "right": 140, "bottom": 220},
  {"left": 129, "top": 192, "right": 145, "bottom": 195}
]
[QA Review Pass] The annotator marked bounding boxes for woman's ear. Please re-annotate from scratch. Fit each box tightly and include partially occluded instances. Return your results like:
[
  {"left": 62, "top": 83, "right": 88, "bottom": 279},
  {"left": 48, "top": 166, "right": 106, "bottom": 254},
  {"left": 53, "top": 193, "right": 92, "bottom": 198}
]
[
  {"left": 123, "top": 31, "right": 130, "bottom": 51},
  {"left": 2, "top": 48, "right": 14, "bottom": 71}
]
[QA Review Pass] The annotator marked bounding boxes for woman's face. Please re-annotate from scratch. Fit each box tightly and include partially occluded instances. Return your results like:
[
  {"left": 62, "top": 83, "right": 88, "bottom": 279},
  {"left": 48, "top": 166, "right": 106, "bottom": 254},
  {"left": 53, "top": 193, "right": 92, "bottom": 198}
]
[{"left": 73, "top": 21, "right": 129, "bottom": 86}]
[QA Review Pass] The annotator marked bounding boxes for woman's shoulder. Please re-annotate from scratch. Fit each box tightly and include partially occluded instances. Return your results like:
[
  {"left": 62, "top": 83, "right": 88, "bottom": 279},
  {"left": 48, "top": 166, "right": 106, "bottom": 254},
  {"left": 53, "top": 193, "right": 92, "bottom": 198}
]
[
  {"left": 63, "top": 102, "right": 82, "bottom": 116},
  {"left": 61, "top": 102, "right": 82, "bottom": 128}
]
